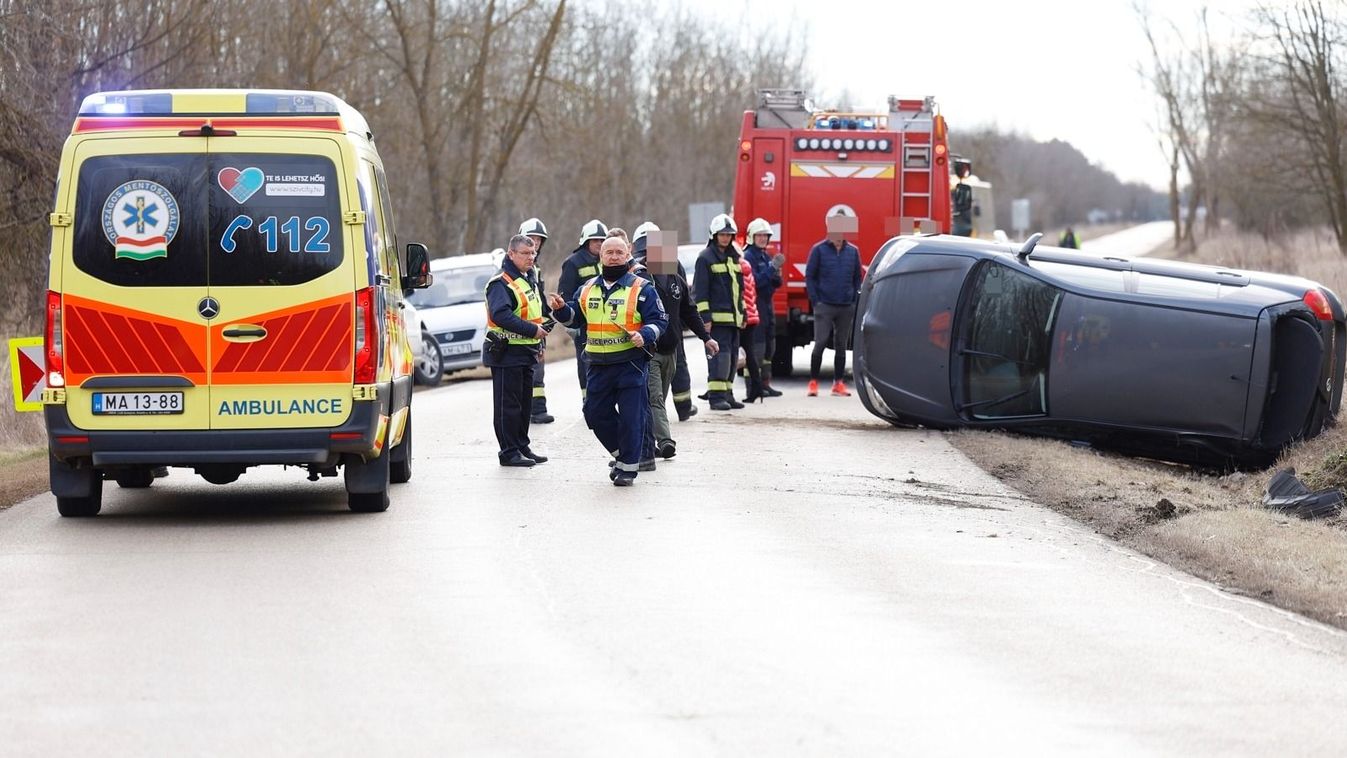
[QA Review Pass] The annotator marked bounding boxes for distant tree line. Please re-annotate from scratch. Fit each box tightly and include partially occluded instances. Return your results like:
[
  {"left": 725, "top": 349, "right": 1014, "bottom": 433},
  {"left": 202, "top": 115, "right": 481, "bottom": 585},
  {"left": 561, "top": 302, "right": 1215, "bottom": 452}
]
[
  {"left": 0, "top": 0, "right": 809, "bottom": 334},
  {"left": 1141, "top": 1, "right": 1347, "bottom": 253},
  {"left": 950, "top": 127, "right": 1168, "bottom": 233}
]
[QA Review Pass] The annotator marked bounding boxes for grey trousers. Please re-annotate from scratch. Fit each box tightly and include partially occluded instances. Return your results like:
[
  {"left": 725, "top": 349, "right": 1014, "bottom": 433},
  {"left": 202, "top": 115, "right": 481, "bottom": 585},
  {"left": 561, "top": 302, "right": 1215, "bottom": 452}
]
[
  {"left": 810, "top": 302, "right": 855, "bottom": 380},
  {"left": 646, "top": 350, "right": 676, "bottom": 447}
]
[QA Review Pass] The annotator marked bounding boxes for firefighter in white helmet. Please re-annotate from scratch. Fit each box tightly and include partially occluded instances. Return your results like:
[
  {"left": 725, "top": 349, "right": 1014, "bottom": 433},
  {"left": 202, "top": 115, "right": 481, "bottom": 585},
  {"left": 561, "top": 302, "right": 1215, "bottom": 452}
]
[
  {"left": 742, "top": 217, "right": 785, "bottom": 397},
  {"left": 517, "top": 218, "right": 554, "bottom": 423},
  {"left": 557, "top": 219, "right": 608, "bottom": 398},
  {"left": 694, "top": 213, "right": 746, "bottom": 410}
]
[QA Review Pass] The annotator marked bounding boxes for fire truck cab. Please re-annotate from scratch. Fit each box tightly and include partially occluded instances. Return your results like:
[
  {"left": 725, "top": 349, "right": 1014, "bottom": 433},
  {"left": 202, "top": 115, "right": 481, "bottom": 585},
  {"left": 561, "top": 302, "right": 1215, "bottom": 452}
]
[{"left": 731, "top": 90, "right": 959, "bottom": 376}]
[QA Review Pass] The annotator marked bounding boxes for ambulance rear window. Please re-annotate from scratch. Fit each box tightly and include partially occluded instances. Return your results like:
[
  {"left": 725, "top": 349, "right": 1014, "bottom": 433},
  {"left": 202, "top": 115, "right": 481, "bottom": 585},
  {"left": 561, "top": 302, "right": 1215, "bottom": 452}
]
[
  {"left": 72, "top": 154, "right": 209, "bottom": 287},
  {"left": 72, "top": 153, "right": 344, "bottom": 288},
  {"left": 209, "top": 153, "right": 344, "bottom": 286}
]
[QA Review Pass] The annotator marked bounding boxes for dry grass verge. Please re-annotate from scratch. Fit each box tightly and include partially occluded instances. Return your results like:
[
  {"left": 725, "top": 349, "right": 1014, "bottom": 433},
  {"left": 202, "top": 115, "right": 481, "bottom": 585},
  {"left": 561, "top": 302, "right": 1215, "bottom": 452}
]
[{"left": 949, "top": 225, "right": 1347, "bottom": 629}]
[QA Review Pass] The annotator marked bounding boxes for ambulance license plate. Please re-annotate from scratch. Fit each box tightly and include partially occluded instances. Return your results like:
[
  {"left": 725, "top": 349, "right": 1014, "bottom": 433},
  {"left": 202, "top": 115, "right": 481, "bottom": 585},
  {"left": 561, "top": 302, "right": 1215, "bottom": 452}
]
[{"left": 92, "top": 391, "right": 184, "bottom": 415}]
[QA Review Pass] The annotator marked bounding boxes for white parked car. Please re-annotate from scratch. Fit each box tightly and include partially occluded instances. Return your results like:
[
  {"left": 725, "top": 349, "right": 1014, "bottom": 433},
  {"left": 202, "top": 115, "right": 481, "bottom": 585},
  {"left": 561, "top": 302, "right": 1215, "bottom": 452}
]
[{"left": 405, "top": 253, "right": 497, "bottom": 385}]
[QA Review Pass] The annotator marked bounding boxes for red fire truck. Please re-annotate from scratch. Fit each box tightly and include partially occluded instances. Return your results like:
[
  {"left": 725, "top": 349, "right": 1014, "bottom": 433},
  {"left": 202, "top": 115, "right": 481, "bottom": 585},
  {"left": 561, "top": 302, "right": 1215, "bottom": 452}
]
[{"left": 730, "top": 89, "right": 965, "bottom": 375}]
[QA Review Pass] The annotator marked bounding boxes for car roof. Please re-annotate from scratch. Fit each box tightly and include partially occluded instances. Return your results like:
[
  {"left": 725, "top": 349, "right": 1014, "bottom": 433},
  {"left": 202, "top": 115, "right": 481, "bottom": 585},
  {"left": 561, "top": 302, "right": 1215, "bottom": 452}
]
[{"left": 430, "top": 253, "right": 495, "bottom": 271}]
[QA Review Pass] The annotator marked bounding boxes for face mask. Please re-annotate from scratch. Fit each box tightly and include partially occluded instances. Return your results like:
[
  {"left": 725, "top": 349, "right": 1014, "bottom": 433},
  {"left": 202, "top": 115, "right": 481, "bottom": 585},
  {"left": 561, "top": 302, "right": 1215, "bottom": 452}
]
[{"left": 602, "top": 263, "right": 628, "bottom": 281}]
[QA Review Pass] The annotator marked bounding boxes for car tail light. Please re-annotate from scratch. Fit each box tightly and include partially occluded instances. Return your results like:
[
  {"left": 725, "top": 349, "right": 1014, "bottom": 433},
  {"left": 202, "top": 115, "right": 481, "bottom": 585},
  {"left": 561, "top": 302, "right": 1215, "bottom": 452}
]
[
  {"left": 354, "top": 286, "right": 378, "bottom": 383},
  {"left": 45, "top": 290, "right": 64, "bottom": 387},
  {"left": 1304, "top": 289, "right": 1334, "bottom": 321}
]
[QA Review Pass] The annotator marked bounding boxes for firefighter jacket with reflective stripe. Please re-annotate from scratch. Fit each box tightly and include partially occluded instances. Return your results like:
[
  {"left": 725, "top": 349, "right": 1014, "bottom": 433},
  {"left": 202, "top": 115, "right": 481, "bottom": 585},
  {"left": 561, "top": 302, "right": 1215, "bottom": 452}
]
[
  {"left": 553, "top": 272, "right": 668, "bottom": 365},
  {"left": 632, "top": 262, "right": 712, "bottom": 354},
  {"left": 559, "top": 245, "right": 601, "bottom": 303},
  {"left": 693, "top": 242, "right": 744, "bottom": 328},
  {"left": 483, "top": 259, "right": 546, "bottom": 367}
]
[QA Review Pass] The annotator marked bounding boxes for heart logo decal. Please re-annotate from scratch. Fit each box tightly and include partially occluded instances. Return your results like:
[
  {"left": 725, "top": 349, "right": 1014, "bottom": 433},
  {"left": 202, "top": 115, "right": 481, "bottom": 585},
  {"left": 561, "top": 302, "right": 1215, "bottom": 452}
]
[{"left": 217, "top": 166, "right": 265, "bottom": 204}]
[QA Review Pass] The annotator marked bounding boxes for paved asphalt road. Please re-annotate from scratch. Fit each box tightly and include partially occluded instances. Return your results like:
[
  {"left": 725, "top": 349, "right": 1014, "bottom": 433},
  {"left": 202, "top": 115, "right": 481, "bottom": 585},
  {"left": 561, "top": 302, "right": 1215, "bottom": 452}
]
[{"left": 3, "top": 226, "right": 1347, "bottom": 755}]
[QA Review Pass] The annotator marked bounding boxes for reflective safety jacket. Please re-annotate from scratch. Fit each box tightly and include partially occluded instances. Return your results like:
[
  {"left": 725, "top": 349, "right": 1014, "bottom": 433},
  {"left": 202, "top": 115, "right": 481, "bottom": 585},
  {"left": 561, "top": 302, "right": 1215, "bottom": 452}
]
[
  {"left": 693, "top": 241, "right": 744, "bottom": 328},
  {"left": 483, "top": 258, "right": 546, "bottom": 367},
  {"left": 552, "top": 272, "right": 668, "bottom": 365},
  {"left": 558, "top": 244, "right": 601, "bottom": 338}
]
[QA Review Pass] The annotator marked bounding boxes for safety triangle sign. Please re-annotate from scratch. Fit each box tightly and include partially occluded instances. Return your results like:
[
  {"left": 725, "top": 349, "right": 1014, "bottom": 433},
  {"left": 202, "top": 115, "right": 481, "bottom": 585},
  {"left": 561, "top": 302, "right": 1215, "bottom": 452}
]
[{"left": 9, "top": 336, "right": 45, "bottom": 412}]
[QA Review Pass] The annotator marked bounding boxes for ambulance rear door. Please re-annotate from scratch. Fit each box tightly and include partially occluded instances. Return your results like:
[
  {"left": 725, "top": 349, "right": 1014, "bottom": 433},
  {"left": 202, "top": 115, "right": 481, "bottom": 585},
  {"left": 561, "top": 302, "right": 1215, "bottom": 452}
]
[
  {"left": 62, "top": 137, "right": 212, "bottom": 431},
  {"left": 205, "top": 137, "right": 356, "bottom": 430}
]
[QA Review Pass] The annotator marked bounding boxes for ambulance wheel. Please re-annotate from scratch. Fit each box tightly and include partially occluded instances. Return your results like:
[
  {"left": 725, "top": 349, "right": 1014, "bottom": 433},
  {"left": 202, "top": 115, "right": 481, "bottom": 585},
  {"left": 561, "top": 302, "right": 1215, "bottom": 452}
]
[
  {"left": 51, "top": 455, "right": 103, "bottom": 517},
  {"left": 415, "top": 332, "right": 443, "bottom": 386},
  {"left": 348, "top": 490, "right": 389, "bottom": 513},
  {"left": 115, "top": 468, "right": 155, "bottom": 488},
  {"left": 390, "top": 415, "right": 412, "bottom": 484},
  {"left": 344, "top": 441, "right": 391, "bottom": 513}
]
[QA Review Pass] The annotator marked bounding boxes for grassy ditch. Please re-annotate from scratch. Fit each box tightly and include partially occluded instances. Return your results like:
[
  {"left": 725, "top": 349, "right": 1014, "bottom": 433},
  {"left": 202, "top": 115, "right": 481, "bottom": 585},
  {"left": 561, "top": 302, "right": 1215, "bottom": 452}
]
[{"left": 948, "top": 226, "right": 1347, "bottom": 629}]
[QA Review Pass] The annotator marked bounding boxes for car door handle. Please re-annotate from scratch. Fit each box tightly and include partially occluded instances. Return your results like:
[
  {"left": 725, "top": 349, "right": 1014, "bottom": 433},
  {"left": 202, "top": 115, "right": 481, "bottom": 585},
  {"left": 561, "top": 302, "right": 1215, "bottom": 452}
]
[{"left": 222, "top": 325, "right": 267, "bottom": 341}]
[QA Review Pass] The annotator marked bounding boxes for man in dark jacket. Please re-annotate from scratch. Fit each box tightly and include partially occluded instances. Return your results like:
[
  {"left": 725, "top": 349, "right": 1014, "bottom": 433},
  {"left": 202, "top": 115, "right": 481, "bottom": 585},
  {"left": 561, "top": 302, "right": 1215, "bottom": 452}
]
[
  {"left": 484, "top": 235, "right": 551, "bottom": 467},
  {"left": 548, "top": 236, "right": 669, "bottom": 486},
  {"left": 632, "top": 224, "right": 718, "bottom": 465},
  {"left": 742, "top": 217, "right": 784, "bottom": 396},
  {"left": 518, "top": 217, "right": 554, "bottom": 423},
  {"left": 556, "top": 219, "right": 608, "bottom": 398},
  {"left": 804, "top": 211, "right": 862, "bottom": 397},
  {"left": 694, "top": 213, "right": 745, "bottom": 410}
]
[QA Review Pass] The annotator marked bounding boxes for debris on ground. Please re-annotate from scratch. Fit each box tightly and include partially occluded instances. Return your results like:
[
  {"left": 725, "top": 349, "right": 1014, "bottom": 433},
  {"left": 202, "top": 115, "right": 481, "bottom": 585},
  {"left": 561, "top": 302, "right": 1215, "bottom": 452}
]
[{"left": 1262, "top": 468, "right": 1344, "bottom": 520}]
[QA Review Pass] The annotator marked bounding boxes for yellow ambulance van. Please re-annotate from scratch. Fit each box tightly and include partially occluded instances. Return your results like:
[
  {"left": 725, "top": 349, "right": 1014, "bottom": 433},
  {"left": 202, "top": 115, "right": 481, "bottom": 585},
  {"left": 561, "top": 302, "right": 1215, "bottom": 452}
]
[{"left": 43, "top": 89, "right": 432, "bottom": 516}]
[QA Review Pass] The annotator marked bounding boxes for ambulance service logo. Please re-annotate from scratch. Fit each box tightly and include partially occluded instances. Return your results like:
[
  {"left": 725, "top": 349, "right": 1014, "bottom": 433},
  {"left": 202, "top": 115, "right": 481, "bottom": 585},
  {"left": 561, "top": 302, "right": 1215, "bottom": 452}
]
[{"left": 102, "top": 180, "right": 180, "bottom": 261}]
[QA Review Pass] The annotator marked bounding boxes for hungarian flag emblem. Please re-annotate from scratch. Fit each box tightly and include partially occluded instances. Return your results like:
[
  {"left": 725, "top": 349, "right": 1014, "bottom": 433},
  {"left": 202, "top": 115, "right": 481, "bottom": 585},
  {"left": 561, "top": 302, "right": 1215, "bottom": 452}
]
[{"left": 101, "top": 180, "right": 180, "bottom": 261}]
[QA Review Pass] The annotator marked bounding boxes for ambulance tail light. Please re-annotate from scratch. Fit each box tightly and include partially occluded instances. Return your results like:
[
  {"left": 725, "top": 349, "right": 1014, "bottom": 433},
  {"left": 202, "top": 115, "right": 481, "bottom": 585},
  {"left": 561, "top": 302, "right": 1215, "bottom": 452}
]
[
  {"left": 1305, "top": 288, "right": 1334, "bottom": 321},
  {"left": 45, "top": 290, "right": 64, "bottom": 388},
  {"left": 354, "top": 287, "right": 378, "bottom": 383}
]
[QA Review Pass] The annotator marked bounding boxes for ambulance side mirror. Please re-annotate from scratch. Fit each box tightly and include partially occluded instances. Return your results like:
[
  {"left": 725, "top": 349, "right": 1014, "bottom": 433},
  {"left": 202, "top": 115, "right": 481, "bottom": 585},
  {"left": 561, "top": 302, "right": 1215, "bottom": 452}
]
[{"left": 402, "top": 242, "right": 433, "bottom": 292}]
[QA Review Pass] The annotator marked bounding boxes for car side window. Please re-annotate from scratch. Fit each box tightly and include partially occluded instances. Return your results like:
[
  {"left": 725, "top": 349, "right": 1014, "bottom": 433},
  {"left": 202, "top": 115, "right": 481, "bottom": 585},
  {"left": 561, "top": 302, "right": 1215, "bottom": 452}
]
[
  {"left": 373, "top": 166, "right": 401, "bottom": 284},
  {"left": 960, "top": 262, "right": 1061, "bottom": 418}
]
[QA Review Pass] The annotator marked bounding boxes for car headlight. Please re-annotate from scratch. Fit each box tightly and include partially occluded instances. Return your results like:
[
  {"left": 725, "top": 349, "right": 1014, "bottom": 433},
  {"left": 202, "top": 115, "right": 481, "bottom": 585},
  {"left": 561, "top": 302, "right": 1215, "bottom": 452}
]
[
  {"left": 878, "top": 139, "right": 890, "bottom": 151},
  {"left": 796, "top": 137, "right": 808, "bottom": 150},
  {"left": 843, "top": 138, "right": 854, "bottom": 150},
  {"left": 808, "top": 137, "right": 820, "bottom": 149}
]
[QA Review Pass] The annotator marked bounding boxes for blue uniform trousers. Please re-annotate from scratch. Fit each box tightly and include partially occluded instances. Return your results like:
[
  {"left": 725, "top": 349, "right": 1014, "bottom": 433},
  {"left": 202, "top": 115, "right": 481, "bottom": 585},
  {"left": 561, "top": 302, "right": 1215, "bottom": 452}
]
[{"left": 583, "top": 358, "right": 649, "bottom": 474}]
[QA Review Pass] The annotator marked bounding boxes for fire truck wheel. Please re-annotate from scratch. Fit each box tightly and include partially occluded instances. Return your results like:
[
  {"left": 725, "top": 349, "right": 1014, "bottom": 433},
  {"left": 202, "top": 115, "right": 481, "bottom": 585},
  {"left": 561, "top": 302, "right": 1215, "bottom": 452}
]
[{"left": 772, "top": 335, "right": 794, "bottom": 377}]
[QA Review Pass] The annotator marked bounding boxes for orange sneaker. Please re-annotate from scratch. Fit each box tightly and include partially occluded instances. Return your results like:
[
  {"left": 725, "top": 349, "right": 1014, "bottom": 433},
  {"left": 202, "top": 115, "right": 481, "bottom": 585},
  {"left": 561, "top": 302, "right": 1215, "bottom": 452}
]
[
  {"left": 831, "top": 381, "right": 851, "bottom": 397},
  {"left": 806, "top": 379, "right": 819, "bottom": 397}
]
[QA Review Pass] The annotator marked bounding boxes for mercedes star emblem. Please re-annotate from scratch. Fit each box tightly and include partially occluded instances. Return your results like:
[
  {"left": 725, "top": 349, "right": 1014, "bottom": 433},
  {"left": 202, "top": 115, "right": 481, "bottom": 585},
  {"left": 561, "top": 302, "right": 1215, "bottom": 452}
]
[{"left": 197, "top": 297, "right": 220, "bottom": 320}]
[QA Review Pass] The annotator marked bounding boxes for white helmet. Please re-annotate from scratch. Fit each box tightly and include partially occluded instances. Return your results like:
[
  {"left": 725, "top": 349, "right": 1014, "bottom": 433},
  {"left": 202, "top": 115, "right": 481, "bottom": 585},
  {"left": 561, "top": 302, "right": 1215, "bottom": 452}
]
[
  {"left": 518, "top": 217, "right": 548, "bottom": 240},
  {"left": 708, "top": 213, "right": 737, "bottom": 238},
  {"left": 578, "top": 219, "right": 608, "bottom": 245},
  {"left": 490, "top": 247, "right": 506, "bottom": 269},
  {"left": 633, "top": 221, "right": 660, "bottom": 244},
  {"left": 746, "top": 218, "right": 772, "bottom": 239}
]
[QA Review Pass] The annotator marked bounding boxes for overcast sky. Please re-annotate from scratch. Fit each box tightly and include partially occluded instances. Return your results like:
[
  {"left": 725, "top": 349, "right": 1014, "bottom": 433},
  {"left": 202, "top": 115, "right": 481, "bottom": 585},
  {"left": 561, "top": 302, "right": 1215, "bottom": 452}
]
[{"left": 652, "top": 0, "right": 1266, "bottom": 190}]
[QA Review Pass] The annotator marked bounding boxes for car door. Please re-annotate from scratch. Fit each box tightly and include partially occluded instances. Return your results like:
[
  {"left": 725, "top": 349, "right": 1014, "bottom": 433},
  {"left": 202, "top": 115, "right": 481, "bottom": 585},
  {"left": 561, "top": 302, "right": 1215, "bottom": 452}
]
[
  {"left": 205, "top": 138, "right": 356, "bottom": 429},
  {"left": 61, "top": 138, "right": 212, "bottom": 431}
]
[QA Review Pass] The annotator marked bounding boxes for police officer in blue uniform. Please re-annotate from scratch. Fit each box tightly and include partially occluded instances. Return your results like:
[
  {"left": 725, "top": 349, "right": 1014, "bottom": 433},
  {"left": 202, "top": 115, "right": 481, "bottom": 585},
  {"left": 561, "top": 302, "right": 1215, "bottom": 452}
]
[
  {"left": 548, "top": 235, "right": 668, "bottom": 486},
  {"left": 484, "top": 234, "right": 551, "bottom": 467},
  {"left": 518, "top": 217, "right": 555, "bottom": 423}
]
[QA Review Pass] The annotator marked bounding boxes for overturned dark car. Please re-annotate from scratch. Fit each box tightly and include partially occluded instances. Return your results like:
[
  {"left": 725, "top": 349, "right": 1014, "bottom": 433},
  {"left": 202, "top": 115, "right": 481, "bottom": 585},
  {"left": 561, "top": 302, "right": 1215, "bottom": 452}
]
[{"left": 853, "top": 234, "right": 1346, "bottom": 468}]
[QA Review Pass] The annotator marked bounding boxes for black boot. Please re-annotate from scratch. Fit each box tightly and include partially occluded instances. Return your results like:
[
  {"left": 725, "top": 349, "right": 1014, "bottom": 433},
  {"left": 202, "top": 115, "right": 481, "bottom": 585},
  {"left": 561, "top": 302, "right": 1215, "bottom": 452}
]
[
  {"left": 726, "top": 394, "right": 745, "bottom": 409},
  {"left": 743, "top": 379, "right": 764, "bottom": 403}
]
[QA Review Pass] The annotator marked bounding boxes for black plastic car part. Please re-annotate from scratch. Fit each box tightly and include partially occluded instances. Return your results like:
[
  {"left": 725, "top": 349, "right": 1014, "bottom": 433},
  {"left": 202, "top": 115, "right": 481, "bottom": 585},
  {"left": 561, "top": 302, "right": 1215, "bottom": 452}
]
[{"left": 1263, "top": 467, "right": 1343, "bottom": 519}]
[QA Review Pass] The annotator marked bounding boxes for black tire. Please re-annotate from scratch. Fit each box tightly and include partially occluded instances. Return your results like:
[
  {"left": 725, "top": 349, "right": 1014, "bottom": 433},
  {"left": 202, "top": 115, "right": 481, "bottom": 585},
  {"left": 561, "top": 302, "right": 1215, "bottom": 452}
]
[
  {"left": 345, "top": 425, "right": 391, "bottom": 513},
  {"left": 390, "top": 414, "right": 412, "bottom": 484},
  {"left": 348, "top": 490, "right": 390, "bottom": 513},
  {"left": 115, "top": 468, "right": 155, "bottom": 488},
  {"left": 51, "top": 454, "right": 103, "bottom": 517},
  {"left": 414, "top": 332, "right": 443, "bottom": 386},
  {"left": 57, "top": 476, "right": 103, "bottom": 517}
]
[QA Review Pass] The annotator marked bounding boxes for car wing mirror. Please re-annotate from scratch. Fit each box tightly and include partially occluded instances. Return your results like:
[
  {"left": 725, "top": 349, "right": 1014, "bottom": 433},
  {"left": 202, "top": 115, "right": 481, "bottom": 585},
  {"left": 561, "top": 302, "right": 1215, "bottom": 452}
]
[{"left": 402, "top": 242, "right": 433, "bottom": 290}]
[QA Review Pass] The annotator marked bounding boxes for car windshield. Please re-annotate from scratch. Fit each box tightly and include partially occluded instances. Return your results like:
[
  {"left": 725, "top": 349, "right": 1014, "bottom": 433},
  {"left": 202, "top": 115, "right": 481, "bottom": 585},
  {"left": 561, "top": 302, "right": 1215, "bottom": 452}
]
[
  {"left": 959, "top": 262, "right": 1062, "bottom": 418},
  {"left": 409, "top": 264, "right": 497, "bottom": 308}
]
